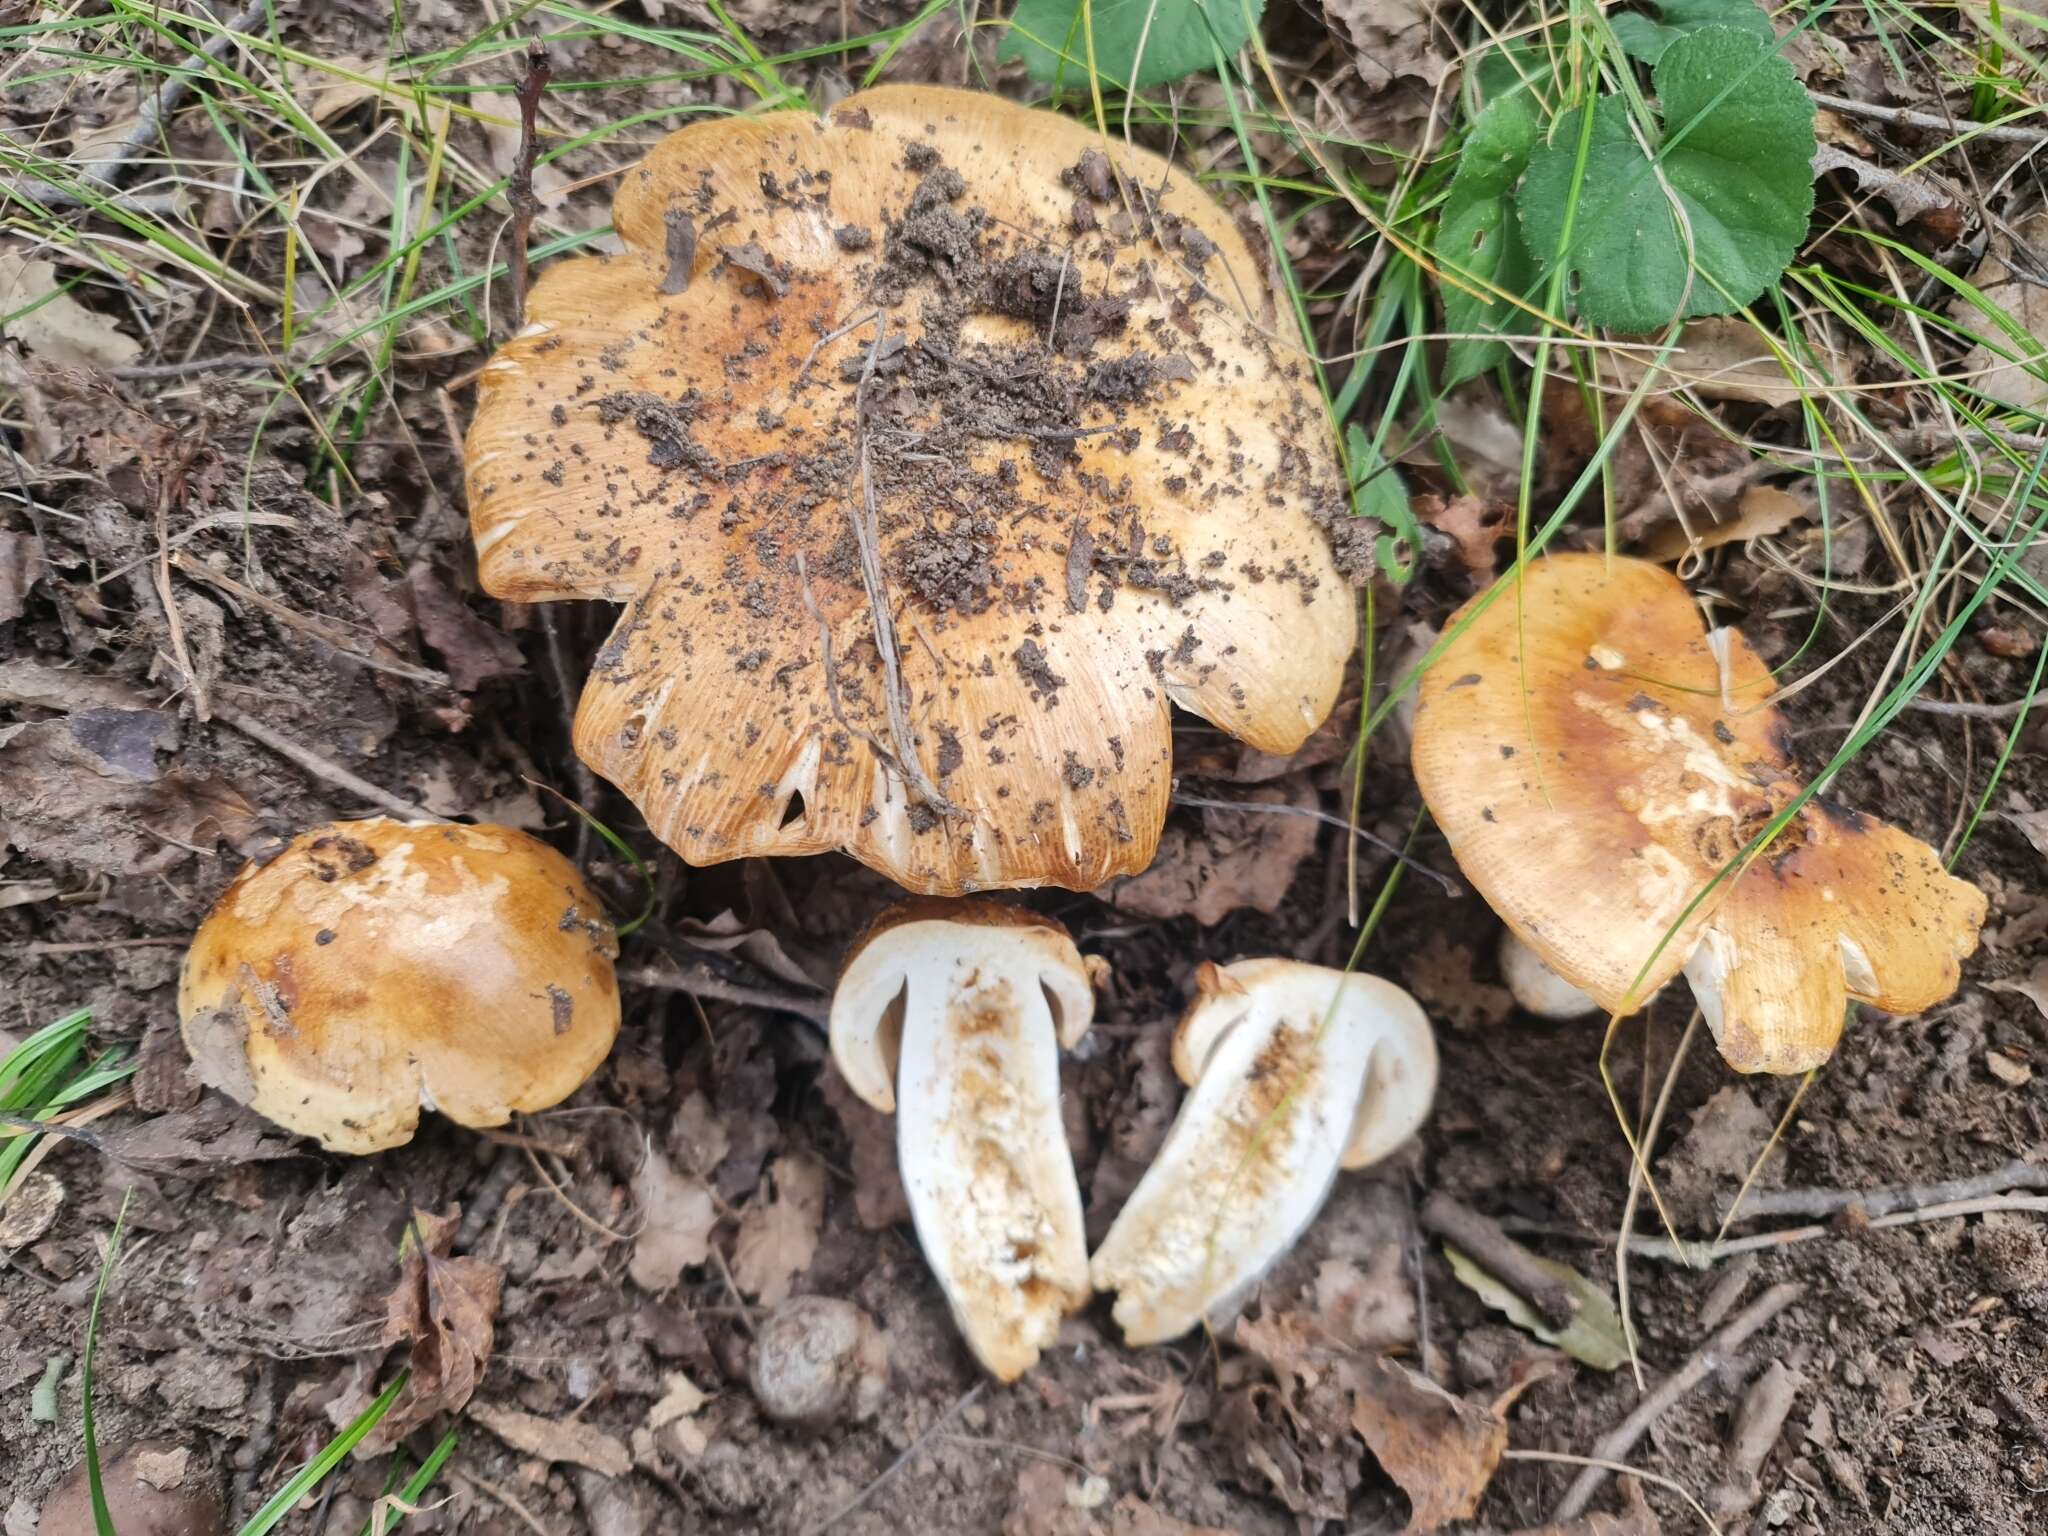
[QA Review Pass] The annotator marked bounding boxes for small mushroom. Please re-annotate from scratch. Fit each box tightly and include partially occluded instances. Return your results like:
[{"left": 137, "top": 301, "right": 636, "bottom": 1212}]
[
  {"left": 1499, "top": 930, "right": 1598, "bottom": 1019},
  {"left": 1090, "top": 959, "right": 1437, "bottom": 1346},
  {"left": 1411, "top": 554, "right": 1987, "bottom": 1072},
  {"left": 466, "top": 85, "right": 1356, "bottom": 896},
  {"left": 748, "top": 1296, "right": 890, "bottom": 1431},
  {"left": 828, "top": 899, "right": 1095, "bottom": 1380},
  {"left": 180, "top": 819, "right": 620, "bottom": 1153}
]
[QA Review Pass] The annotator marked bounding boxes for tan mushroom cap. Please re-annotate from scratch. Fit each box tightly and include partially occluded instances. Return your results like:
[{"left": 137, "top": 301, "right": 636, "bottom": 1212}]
[
  {"left": 1410, "top": 554, "right": 1985, "bottom": 1074},
  {"left": 466, "top": 84, "right": 1356, "bottom": 896},
  {"left": 179, "top": 819, "right": 620, "bottom": 1153}
]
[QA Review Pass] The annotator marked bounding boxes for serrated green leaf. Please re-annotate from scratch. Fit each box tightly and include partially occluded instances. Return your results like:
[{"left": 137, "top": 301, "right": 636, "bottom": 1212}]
[
  {"left": 1435, "top": 91, "right": 1542, "bottom": 386},
  {"left": 1610, "top": 0, "right": 1777, "bottom": 64},
  {"left": 998, "top": 0, "right": 1266, "bottom": 90},
  {"left": 1516, "top": 26, "right": 1816, "bottom": 334},
  {"left": 1443, "top": 1244, "right": 1630, "bottom": 1371}
]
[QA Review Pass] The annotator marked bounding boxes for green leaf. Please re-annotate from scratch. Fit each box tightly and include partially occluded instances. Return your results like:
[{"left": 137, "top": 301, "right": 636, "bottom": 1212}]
[
  {"left": 998, "top": 0, "right": 1266, "bottom": 90},
  {"left": 1610, "top": 0, "right": 1777, "bottom": 64},
  {"left": 1516, "top": 27, "right": 1816, "bottom": 334},
  {"left": 1346, "top": 423, "right": 1422, "bottom": 584},
  {"left": 1435, "top": 91, "right": 1542, "bottom": 386},
  {"left": 1443, "top": 1244, "right": 1630, "bottom": 1371}
]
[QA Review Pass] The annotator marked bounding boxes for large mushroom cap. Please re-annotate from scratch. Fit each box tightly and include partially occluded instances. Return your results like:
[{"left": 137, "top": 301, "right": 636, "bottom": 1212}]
[
  {"left": 1411, "top": 554, "right": 1986, "bottom": 1073},
  {"left": 179, "top": 819, "right": 621, "bottom": 1153},
  {"left": 466, "top": 84, "right": 1356, "bottom": 895}
]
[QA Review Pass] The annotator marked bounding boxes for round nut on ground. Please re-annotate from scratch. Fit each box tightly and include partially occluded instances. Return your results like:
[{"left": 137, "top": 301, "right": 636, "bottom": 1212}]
[
  {"left": 178, "top": 818, "right": 621, "bottom": 1153},
  {"left": 39, "top": 1442, "right": 224, "bottom": 1536},
  {"left": 748, "top": 1297, "right": 890, "bottom": 1431}
]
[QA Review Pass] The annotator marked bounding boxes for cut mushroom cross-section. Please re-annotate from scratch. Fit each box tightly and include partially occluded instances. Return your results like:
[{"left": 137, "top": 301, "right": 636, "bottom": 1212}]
[
  {"left": 829, "top": 900, "right": 1094, "bottom": 1382},
  {"left": 179, "top": 819, "right": 621, "bottom": 1154},
  {"left": 465, "top": 84, "right": 1357, "bottom": 896},
  {"left": 1411, "top": 553, "right": 1987, "bottom": 1073},
  {"left": 1091, "top": 959, "right": 1438, "bottom": 1347}
]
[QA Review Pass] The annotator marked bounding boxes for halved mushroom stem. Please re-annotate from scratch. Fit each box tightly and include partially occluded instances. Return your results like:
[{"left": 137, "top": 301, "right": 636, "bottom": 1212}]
[
  {"left": 829, "top": 900, "right": 1095, "bottom": 1381},
  {"left": 1091, "top": 959, "right": 1438, "bottom": 1347}
]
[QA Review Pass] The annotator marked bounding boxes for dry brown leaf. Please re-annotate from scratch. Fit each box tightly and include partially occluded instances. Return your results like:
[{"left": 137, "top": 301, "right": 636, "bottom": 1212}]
[
  {"left": 370, "top": 1207, "right": 502, "bottom": 1450},
  {"left": 629, "top": 1148, "right": 717, "bottom": 1293},
  {"left": 1348, "top": 1354, "right": 1507, "bottom": 1534},
  {"left": 644, "top": 1370, "right": 714, "bottom": 1459},
  {"left": 0, "top": 532, "right": 43, "bottom": 624},
  {"left": 0, "top": 250, "right": 142, "bottom": 371},
  {"left": 1607, "top": 317, "right": 1806, "bottom": 408},
  {"left": 1813, "top": 144, "right": 1959, "bottom": 233},
  {"left": 1402, "top": 933, "right": 1511, "bottom": 1032},
  {"left": 1985, "top": 959, "right": 2048, "bottom": 1024},
  {"left": 405, "top": 559, "right": 525, "bottom": 693},
  {"left": 1638, "top": 484, "right": 1812, "bottom": 563},
  {"left": 470, "top": 1402, "right": 631, "bottom": 1476},
  {"left": 821, "top": 1066, "right": 910, "bottom": 1229},
  {"left": 1314, "top": 1249, "right": 1417, "bottom": 1355},
  {"left": 1323, "top": 0, "right": 1456, "bottom": 149},
  {"left": 1108, "top": 778, "right": 1319, "bottom": 925},
  {"left": 1961, "top": 212, "right": 2048, "bottom": 415},
  {"left": 731, "top": 1154, "right": 824, "bottom": 1304},
  {"left": 1415, "top": 493, "right": 1509, "bottom": 584}
]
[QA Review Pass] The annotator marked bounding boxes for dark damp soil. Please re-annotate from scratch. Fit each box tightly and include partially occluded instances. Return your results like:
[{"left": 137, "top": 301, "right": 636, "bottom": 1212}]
[{"left": 5, "top": 8, "right": 2048, "bottom": 1536}]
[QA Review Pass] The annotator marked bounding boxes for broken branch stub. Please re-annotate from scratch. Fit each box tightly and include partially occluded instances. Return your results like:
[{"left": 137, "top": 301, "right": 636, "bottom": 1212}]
[
  {"left": 1092, "top": 959, "right": 1438, "bottom": 1346},
  {"left": 829, "top": 899, "right": 1095, "bottom": 1381},
  {"left": 465, "top": 85, "right": 1356, "bottom": 896}
]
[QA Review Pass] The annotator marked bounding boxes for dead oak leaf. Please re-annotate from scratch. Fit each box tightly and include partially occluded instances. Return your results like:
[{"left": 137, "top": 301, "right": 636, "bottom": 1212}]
[
  {"left": 731, "top": 1154, "right": 824, "bottom": 1305},
  {"left": 1414, "top": 493, "right": 1508, "bottom": 586},
  {"left": 1348, "top": 1354, "right": 1506, "bottom": 1534},
  {"left": 470, "top": 1402, "right": 631, "bottom": 1476},
  {"left": 369, "top": 1206, "right": 502, "bottom": 1450}
]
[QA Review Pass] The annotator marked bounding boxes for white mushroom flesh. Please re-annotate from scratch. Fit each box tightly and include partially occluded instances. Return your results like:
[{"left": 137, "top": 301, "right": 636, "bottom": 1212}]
[
  {"left": 830, "top": 917, "right": 1092, "bottom": 1381},
  {"left": 1499, "top": 930, "right": 1600, "bottom": 1019},
  {"left": 1091, "top": 959, "right": 1438, "bottom": 1346}
]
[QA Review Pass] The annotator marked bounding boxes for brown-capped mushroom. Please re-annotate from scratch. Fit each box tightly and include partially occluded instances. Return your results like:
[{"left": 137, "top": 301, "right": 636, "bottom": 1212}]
[
  {"left": 828, "top": 899, "right": 1094, "bottom": 1380},
  {"left": 180, "top": 819, "right": 620, "bottom": 1153},
  {"left": 1410, "top": 554, "right": 1986, "bottom": 1073},
  {"left": 1090, "top": 959, "right": 1436, "bottom": 1345},
  {"left": 466, "top": 85, "right": 1355, "bottom": 896}
]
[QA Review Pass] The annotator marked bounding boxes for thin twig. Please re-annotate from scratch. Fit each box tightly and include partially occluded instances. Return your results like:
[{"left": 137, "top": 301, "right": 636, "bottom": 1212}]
[
  {"left": 171, "top": 552, "right": 447, "bottom": 686},
  {"left": 1904, "top": 687, "right": 2048, "bottom": 719},
  {"left": 1810, "top": 90, "right": 2048, "bottom": 147},
  {"left": 506, "top": 39, "right": 553, "bottom": 334},
  {"left": 619, "top": 963, "right": 828, "bottom": 1024},
  {"left": 1551, "top": 1282, "right": 1802, "bottom": 1522},
  {"left": 805, "top": 1383, "right": 988, "bottom": 1536},
  {"left": 15, "top": 0, "right": 267, "bottom": 210},
  {"left": 1420, "top": 1192, "right": 1575, "bottom": 1330},
  {"left": 847, "top": 316, "right": 960, "bottom": 820},
  {"left": 1733, "top": 1158, "right": 2048, "bottom": 1220},
  {"left": 213, "top": 708, "right": 441, "bottom": 821}
]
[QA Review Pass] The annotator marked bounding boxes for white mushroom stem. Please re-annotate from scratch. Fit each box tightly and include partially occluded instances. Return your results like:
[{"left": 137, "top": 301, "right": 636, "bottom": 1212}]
[
  {"left": 830, "top": 912, "right": 1094, "bottom": 1381},
  {"left": 1500, "top": 930, "right": 1600, "bottom": 1019},
  {"left": 1091, "top": 959, "right": 1438, "bottom": 1347}
]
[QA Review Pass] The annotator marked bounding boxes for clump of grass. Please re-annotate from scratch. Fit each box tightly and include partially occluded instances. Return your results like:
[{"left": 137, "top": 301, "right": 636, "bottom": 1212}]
[{"left": 0, "top": 1010, "right": 136, "bottom": 1203}]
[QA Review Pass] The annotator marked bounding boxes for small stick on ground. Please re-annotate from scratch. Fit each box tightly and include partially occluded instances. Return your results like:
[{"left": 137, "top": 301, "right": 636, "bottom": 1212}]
[
  {"left": 213, "top": 708, "right": 442, "bottom": 821},
  {"left": 455, "top": 1147, "right": 525, "bottom": 1251},
  {"left": 506, "top": 39, "right": 553, "bottom": 334},
  {"left": 1809, "top": 90, "right": 2048, "bottom": 147},
  {"left": 1733, "top": 1158, "right": 2048, "bottom": 1220},
  {"left": 1420, "top": 1191, "right": 1576, "bottom": 1330},
  {"left": 806, "top": 1382, "right": 988, "bottom": 1536},
  {"left": 1551, "top": 1281, "right": 1802, "bottom": 1522},
  {"left": 620, "top": 962, "right": 829, "bottom": 1025},
  {"left": 25, "top": 0, "right": 266, "bottom": 209}
]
